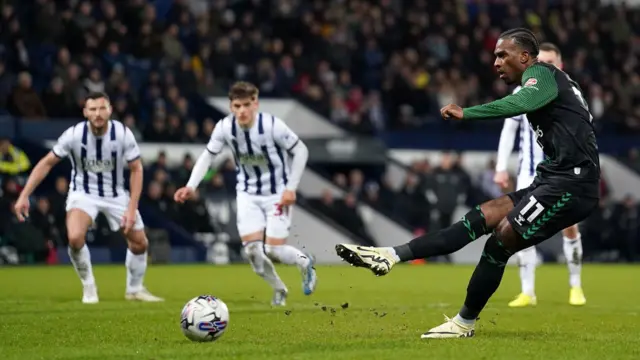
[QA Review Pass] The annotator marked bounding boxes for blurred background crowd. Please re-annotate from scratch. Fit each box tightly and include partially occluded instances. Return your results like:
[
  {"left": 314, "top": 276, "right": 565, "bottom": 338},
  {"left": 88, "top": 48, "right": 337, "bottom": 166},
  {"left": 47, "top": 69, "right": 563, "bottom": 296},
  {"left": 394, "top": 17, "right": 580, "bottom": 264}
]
[{"left": 0, "top": 0, "right": 638, "bottom": 263}]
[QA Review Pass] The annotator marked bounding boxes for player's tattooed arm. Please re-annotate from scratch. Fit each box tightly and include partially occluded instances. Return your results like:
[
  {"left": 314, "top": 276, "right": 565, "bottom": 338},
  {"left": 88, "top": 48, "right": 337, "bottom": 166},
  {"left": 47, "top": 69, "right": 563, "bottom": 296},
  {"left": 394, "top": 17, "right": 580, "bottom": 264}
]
[{"left": 463, "top": 65, "right": 559, "bottom": 120}]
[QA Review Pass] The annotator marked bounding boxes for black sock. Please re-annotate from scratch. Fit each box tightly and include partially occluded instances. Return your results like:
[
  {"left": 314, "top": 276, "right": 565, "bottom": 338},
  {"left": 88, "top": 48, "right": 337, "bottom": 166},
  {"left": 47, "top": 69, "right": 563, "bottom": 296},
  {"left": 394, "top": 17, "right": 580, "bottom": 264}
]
[
  {"left": 393, "top": 206, "right": 489, "bottom": 262},
  {"left": 459, "top": 234, "right": 513, "bottom": 320}
]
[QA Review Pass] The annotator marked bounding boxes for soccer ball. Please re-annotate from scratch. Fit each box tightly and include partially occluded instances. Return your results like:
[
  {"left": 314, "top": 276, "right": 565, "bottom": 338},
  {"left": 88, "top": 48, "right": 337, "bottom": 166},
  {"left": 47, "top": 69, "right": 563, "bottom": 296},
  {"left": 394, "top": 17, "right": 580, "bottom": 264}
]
[{"left": 180, "top": 295, "right": 229, "bottom": 342}]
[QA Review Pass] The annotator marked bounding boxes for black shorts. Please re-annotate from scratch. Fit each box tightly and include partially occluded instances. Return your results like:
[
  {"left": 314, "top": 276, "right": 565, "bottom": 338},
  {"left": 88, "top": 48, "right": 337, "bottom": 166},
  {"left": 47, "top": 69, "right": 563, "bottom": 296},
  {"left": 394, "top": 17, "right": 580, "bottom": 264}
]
[{"left": 506, "top": 178, "right": 599, "bottom": 245}]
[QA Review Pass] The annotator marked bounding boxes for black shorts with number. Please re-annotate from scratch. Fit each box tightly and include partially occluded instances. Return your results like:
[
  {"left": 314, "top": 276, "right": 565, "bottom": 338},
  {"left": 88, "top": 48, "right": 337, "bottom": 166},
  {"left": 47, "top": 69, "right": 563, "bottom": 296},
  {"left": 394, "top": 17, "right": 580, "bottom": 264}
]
[{"left": 506, "top": 178, "right": 599, "bottom": 245}]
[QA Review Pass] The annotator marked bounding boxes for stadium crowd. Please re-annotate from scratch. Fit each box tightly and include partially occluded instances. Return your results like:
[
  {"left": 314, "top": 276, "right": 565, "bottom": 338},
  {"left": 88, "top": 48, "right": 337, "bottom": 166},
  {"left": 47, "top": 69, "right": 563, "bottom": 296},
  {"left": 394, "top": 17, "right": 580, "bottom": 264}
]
[{"left": 0, "top": 0, "right": 638, "bottom": 263}]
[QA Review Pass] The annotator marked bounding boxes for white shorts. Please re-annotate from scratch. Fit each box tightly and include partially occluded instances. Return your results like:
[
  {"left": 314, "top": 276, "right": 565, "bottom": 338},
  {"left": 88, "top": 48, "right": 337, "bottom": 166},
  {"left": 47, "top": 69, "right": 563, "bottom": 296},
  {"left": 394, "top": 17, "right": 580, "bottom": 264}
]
[
  {"left": 236, "top": 192, "right": 292, "bottom": 239},
  {"left": 66, "top": 192, "right": 145, "bottom": 232},
  {"left": 516, "top": 173, "right": 536, "bottom": 191}
]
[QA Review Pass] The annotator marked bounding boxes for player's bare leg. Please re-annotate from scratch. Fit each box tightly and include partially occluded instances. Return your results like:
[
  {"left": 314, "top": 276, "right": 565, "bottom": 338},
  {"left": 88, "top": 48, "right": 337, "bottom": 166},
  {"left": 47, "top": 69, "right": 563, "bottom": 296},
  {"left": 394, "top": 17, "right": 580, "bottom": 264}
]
[
  {"left": 66, "top": 209, "right": 98, "bottom": 304},
  {"left": 336, "top": 196, "right": 514, "bottom": 276},
  {"left": 242, "top": 231, "right": 288, "bottom": 306},
  {"left": 265, "top": 237, "right": 317, "bottom": 295},
  {"left": 562, "top": 224, "right": 586, "bottom": 305},
  {"left": 123, "top": 229, "right": 163, "bottom": 302}
]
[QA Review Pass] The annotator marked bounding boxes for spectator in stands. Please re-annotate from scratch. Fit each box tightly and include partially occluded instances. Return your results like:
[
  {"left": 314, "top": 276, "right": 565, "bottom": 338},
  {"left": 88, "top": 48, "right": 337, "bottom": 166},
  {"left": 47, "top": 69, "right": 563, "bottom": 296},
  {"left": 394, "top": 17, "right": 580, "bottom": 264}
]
[
  {"left": 7, "top": 72, "right": 46, "bottom": 119},
  {"left": 613, "top": 195, "right": 639, "bottom": 262},
  {"left": 315, "top": 189, "right": 339, "bottom": 221},
  {"left": 47, "top": 176, "right": 68, "bottom": 242},
  {"left": 31, "top": 197, "right": 63, "bottom": 248},
  {"left": 0, "top": 60, "right": 14, "bottom": 110},
  {"left": 625, "top": 148, "right": 640, "bottom": 174},
  {"left": 397, "top": 171, "right": 430, "bottom": 231},
  {"left": 0, "top": 139, "right": 30, "bottom": 184},
  {"left": 335, "top": 192, "right": 374, "bottom": 246},
  {"left": 431, "top": 153, "right": 469, "bottom": 230},
  {"left": 42, "top": 77, "right": 74, "bottom": 118},
  {"left": 0, "top": 178, "right": 47, "bottom": 263},
  {"left": 148, "top": 151, "right": 169, "bottom": 177},
  {"left": 143, "top": 180, "right": 179, "bottom": 222},
  {"left": 178, "top": 189, "right": 215, "bottom": 235},
  {"left": 175, "top": 154, "right": 194, "bottom": 186}
]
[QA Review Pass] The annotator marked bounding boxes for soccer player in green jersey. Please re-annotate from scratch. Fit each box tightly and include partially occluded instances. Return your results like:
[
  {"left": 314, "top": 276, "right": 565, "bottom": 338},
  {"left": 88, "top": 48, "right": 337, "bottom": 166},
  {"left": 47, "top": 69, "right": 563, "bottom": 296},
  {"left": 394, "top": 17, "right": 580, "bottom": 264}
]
[{"left": 335, "top": 28, "right": 600, "bottom": 339}]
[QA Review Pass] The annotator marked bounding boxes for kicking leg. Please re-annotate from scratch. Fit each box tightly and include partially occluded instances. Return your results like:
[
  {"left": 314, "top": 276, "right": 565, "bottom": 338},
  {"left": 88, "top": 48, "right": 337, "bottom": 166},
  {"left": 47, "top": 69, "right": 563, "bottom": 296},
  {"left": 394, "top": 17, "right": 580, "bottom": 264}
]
[
  {"left": 66, "top": 209, "right": 98, "bottom": 304},
  {"left": 423, "top": 185, "right": 597, "bottom": 339},
  {"left": 123, "top": 229, "right": 164, "bottom": 302},
  {"left": 562, "top": 224, "right": 586, "bottom": 305},
  {"left": 508, "top": 246, "right": 538, "bottom": 307},
  {"left": 335, "top": 195, "right": 516, "bottom": 275}
]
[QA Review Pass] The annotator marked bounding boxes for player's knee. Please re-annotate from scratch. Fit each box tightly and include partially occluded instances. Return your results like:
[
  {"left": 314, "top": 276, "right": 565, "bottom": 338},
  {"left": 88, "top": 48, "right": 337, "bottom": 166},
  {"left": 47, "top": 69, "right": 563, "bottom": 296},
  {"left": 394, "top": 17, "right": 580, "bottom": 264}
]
[
  {"left": 67, "top": 231, "right": 86, "bottom": 250},
  {"left": 244, "top": 241, "right": 266, "bottom": 276},
  {"left": 562, "top": 225, "right": 579, "bottom": 240},
  {"left": 516, "top": 247, "right": 537, "bottom": 266},
  {"left": 494, "top": 218, "right": 521, "bottom": 253},
  {"left": 126, "top": 230, "right": 148, "bottom": 254},
  {"left": 128, "top": 241, "right": 147, "bottom": 254},
  {"left": 479, "top": 195, "right": 516, "bottom": 229},
  {"left": 263, "top": 244, "right": 276, "bottom": 258}
]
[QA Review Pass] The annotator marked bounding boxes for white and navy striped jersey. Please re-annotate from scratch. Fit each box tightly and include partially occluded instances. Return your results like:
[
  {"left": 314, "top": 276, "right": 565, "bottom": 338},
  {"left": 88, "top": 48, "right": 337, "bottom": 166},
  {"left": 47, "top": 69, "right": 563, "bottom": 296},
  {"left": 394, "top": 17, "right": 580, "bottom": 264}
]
[
  {"left": 207, "top": 112, "right": 299, "bottom": 195},
  {"left": 511, "top": 86, "right": 545, "bottom": 177},
  {"left": 52, "top": 120, "right": 140, "bottom": 197}
]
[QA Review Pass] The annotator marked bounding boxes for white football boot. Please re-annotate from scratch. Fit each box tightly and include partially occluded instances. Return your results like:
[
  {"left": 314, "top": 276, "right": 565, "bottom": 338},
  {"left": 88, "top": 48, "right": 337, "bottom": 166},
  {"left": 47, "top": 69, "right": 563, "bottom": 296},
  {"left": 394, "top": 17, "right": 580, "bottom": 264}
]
[
  {"left": 82, "top": 284, "right": 99, "bottom": 304},
  {"left": 335, "top": 244, "right": 397, "bottom": 276},
  {"left": 421, "top": 315, "right": 475, "bottom": 339},
  {"left": 125, "top": 288, "right": 164, "bottom": 302}
]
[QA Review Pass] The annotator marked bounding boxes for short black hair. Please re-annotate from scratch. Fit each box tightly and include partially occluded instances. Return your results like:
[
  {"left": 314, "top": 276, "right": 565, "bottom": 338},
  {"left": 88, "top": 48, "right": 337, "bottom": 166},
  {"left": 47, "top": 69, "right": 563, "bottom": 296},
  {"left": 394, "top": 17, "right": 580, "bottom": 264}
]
[
  {"left": 499, "top": 28, "right": 539, "bottom": 57},
  {"left": 539, "top": 42, "right": 561, "bottom": 57},
  {"left": 85, "top": 91, "right": 110, "bottom": 103}
]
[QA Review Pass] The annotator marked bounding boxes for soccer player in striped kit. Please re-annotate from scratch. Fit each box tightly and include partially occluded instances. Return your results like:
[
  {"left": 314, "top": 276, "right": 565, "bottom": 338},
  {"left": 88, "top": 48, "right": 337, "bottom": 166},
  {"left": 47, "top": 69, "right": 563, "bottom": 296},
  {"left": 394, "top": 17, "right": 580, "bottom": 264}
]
[
  {"left": 494, "top": 43, "right": 586, "bottom": 307},
  {"left": 14, "top": 92, "right": 163, "bottom": 304},
  {"left": 175, "top": 82, "right": 317, "bottom": 306}
]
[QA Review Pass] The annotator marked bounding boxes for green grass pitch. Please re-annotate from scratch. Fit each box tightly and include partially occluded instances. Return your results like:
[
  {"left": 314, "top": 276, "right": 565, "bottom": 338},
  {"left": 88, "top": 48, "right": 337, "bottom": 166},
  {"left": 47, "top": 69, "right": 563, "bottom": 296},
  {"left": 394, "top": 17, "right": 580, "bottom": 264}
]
[{"left": 0, "top": 263, "right": 638, "bottom": 359}]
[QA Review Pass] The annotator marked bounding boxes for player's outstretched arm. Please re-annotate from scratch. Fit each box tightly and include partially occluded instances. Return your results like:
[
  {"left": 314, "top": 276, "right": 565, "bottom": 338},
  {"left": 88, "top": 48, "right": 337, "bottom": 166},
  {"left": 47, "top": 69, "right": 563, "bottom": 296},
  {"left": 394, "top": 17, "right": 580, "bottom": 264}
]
[
  {"left": 15, "top": 151, "right": 61, "bottom": 221},
  {"left": 463, "top": 65, "right": 559, "bottom": 120},
  {"left": 174, "top": 150, "right": 215, "bottom": 203},
  {"left": 175, "top": 120, "right": 224, "bottom": 203},
  {"left": 494, "top": 116, "right": 520, "bottom": 188}
]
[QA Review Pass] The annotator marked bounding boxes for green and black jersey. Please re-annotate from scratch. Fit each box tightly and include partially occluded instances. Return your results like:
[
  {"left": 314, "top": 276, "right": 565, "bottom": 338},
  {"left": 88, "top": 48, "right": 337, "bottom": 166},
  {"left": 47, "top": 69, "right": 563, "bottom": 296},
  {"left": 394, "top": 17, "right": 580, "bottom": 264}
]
[{"left": 463, "top": 62, "right": 600, "bottom": 182}]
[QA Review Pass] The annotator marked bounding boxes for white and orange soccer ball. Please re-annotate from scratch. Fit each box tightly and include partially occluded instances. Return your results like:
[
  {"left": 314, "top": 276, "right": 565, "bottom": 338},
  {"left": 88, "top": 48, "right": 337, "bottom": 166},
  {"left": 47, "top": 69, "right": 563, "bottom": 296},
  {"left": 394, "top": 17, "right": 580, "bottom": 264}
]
[{"left": 180, "top": 295, "right": 230, "bottom": 342}]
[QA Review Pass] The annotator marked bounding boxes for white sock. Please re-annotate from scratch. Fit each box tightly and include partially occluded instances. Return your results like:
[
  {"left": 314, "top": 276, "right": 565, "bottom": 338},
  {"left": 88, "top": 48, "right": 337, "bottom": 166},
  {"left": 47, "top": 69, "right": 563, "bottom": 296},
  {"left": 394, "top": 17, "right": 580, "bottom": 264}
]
[
  {"left": 563, "top": 235, "right": 583, "bottom": 288},
  {"left": 382, "top": 247, "right": 401, "bottom": 262},
  {"left": 68, "top": 245, "right": 95, "bottom": 287},
  {"left": 517, "top": 247, "right": 537, "bottom": 296},
  {"left": 125, "top": 249, "right": 147, "bottom": 293},
  {"left": 454, "top": 313, "right": 476, "bottom": 327},
  {"left": 265, "top": 244, "right": 311, "bottom": 268},
  {"left": 245, "top": 242, "right": 287, "bottom": 291}
]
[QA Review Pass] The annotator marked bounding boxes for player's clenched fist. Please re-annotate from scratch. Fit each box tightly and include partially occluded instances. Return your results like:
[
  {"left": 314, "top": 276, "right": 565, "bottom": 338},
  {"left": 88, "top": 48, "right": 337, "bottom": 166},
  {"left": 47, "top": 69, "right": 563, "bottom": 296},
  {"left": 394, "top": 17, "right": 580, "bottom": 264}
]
[
  {"left": 280, "top": 189, "right": 296, "bottom": 206},
  {"left": 14, "top": 196, "right": 30, "bottom": 222},
  {"left": 440, "top": 104, "right": 464, "bottom": 120},
  {"left": 493, "top": 170, "right": 510, "bottom": 190},
  {"left": 174, "top": 186, "right": 195, "bottom": 203}
]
